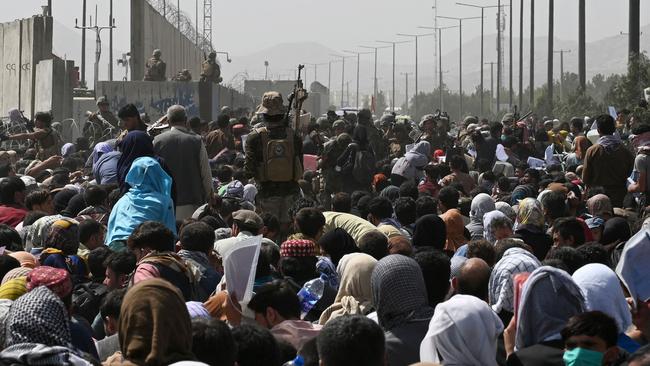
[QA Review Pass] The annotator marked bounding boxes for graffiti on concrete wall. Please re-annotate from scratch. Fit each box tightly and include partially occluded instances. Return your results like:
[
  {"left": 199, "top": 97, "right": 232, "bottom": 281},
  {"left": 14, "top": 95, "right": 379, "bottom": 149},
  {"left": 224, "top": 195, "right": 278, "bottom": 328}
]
[{"left": 150, "top": 85, "right": 198, "bottom": 117}]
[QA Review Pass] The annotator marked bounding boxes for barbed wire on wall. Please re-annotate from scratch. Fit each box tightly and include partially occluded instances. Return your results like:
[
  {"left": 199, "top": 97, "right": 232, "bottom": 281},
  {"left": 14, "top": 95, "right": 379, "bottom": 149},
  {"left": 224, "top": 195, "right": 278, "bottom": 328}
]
[{"left": 146, "top": 0, "right": 214, "bottom": 55}]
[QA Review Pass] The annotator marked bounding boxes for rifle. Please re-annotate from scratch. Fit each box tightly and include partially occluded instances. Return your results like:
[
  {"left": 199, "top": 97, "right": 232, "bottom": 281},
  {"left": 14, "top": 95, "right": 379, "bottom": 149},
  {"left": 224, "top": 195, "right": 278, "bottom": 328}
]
[{"left": 287, "top": 64, "right": 308, "bottom": 130}]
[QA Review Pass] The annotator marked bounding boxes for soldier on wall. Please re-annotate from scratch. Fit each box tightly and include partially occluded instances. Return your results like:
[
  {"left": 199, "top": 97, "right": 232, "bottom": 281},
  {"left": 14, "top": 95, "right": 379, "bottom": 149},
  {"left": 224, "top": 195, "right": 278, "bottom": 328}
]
[{"left": 144, "top": 49, "right": 167, "bottom": 81}]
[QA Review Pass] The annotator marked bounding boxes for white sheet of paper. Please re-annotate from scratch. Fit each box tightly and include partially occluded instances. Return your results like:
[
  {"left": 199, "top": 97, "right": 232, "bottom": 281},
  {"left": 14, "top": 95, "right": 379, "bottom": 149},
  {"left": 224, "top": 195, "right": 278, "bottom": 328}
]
[
  {"left": 527, "top": 156, "right": 545, "bottom": 169},
  {"left": 223, "top": 235, "right": 262, "bottom": 303}
]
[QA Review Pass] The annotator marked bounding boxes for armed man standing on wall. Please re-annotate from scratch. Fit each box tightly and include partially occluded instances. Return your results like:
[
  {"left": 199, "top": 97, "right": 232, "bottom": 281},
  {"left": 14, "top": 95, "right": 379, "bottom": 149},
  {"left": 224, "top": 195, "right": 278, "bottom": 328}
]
[{"left": 244, "top": 92, "right": 303, "bottom": 235}]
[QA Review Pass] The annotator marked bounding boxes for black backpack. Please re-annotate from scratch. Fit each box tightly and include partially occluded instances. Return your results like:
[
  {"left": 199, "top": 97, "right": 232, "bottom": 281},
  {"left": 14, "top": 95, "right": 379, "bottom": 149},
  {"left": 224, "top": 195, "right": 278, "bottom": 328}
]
[
  {"left": 72, "top": 281, "right": 109, "bottom": 324},
  {"left": 352, "top": 149, "right": 375, "bottom": 186}
]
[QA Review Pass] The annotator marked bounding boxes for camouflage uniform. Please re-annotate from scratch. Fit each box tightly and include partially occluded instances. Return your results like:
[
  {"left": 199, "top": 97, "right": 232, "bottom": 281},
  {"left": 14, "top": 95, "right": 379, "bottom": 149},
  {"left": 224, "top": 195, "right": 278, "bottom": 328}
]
[
  {"left": 144, "top": 49, "right": 166, "bottom": 81},
  {"left": 200, "top": 52, "right": 222, "bottom": 83}
]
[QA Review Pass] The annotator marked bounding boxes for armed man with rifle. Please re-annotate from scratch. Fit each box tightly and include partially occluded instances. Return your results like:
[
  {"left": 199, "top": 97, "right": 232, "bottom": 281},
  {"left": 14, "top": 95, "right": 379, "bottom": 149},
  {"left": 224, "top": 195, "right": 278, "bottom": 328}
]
[{"left": 244, "top": 84, "right": 304, "bottom": 236}]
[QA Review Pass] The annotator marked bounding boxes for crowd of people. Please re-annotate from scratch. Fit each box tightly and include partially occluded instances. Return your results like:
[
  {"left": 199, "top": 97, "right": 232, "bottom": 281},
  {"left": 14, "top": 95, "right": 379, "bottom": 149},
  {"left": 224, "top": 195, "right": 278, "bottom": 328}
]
[{"left": 0, "top": 91, "right": 648, "bottom": 366}]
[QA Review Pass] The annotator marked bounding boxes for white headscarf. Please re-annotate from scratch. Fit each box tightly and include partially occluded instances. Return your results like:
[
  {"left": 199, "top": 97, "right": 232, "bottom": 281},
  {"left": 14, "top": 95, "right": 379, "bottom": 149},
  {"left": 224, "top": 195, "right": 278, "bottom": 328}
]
[
  {"left": 573, "top": 263, "right": 632, "bottom": 334},
  {"left": 420, "top": 295, "right": 503, "bottom": 366},
  {"left": 243, "top": 184, "right": 257, "bottom": 204},
  {"left": 483, "top": 210, "right": 508, "bottom": 243},
  {"left": 616, "top": 228, "right": 650, "bottom": 308}
]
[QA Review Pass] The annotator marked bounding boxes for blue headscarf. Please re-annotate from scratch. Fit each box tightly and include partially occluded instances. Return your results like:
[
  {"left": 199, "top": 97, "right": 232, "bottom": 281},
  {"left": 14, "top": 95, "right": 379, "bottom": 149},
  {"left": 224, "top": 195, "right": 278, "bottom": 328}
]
[
  {"left": 105, "top": 157, "right": 176, "bottom": 246},
  {"left": 116, "top": 131, "right": 156, "bottom": 189}
]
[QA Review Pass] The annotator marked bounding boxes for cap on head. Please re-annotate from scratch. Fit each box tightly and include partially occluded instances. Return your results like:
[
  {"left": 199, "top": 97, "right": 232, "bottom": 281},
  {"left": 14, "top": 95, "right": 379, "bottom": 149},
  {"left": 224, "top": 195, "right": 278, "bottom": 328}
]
[
  {"left": 232, "top": 209, "right": 264, "bottom": 230},
  {"left": 167, "top": 105, "right": 187, "bottom": 124},
  {"left": 96, "top": 96, "right": 109, "bottom": 106},
  {"left": 256, "top": 91, "right": 286, "bottom": 116},
  {"left": 153, "top": 49, "right": 162, "bottom": 56},
  {"left": 209, "top": 51, "right": 216, "bottom": 58},
  {"left": 419, "top": 114, "right": 435, "bottom": 129}
]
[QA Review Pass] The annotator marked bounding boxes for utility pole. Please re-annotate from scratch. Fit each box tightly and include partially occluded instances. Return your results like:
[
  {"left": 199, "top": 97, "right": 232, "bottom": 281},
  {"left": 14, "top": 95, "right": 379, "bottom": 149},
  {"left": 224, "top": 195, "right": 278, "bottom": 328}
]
[
  {"left": 578, "top": 0, "right": 586, "bottom": 90},
  {"left": 397, "top": 33, "right": 435, "bottom": 117},
  {"left": 509, "top": 0, "right": 513, "bottom": 109},
  {"left": 419, "top": 25, "right": 459, "bottom": 111},
  {"left": 109, "top": 0, "right": 114, "bottom": 81},
  {"left": 554, "top": 49, "right": 571, "bottom": 102},
  {"left": 360, "top": 45, "right": 392, "bottom": 114},
  {"left": 497, "top": 0, "right": 502, "bottom": 113},
  {"left": 343, "top": 51, "right": 372, "bottom": 109},
  {"left": 518, "top": 0, "right": 524, "bottom": 109},
  {"left": 486, "top": 62, "right": 496, "bottom": 112},
  {"left": 456, "top": 2, "right": 505, "bottom": 117},
  {"left": 547, "top": 0, "right": 554, "bottom": 113},
  {"left": 629, "top": 0, "right": 641, "bottom": 83},
  {"left": 377, "top": 40, "right": 411, "bottom": 112},
  {"left": 81, "top": 0, "right": 87, "bottom": 88},
  {"left": 401, "top": 72, "right": 410, "bottom": 113},
  {"left": 437, "top": 15, "right": 481, "bottom": 119},
  {"left": 529, "top": 0, "right": 534, "bottom": 109},
  {"left": 75, "top": 5, "right": 116, "bottom": 92}
]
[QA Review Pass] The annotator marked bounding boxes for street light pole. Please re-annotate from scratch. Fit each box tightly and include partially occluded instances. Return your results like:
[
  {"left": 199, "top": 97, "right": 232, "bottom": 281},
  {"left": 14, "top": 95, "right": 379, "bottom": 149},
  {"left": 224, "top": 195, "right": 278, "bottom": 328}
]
[
  {"left": 437, "top": 15, "right": 481, "bottom": 119},
  {"left": 519, "top": 0, "right": 524, "bottom": 109},
  {"left": 456, "top": 2, "right": 505, "bottom": 117},
  {"left": 397, "top": 33, "right": 435, "bottom": 117},
  {"left": 401, "top": 72, "right": 410, "bottom": 113},
  {"left": 419, "top": 25, "right": 459, "bottom": 111},
  {"left": 360, "top": 45, "right": 392, "bottom": 114},
  {"left": 486, "top": 61, "right": 496, "bottom": 112},
  {"left": 529, "top": 0, "right": 535, "bottom": 109},
  {"left": 547, "top": 0, "right": 554, "bottom": 112},
  {"left": 377, "top": 40, "right": 411, "bottom": 112},
  {"left": 343, "top": 50, "right": 372, "bottom": 109},
  {"left": 330, "top": 54, "right": 351, "bottom": 108},
  {"left": 553, "top": 49, "right": 570, "bottom": 102}
]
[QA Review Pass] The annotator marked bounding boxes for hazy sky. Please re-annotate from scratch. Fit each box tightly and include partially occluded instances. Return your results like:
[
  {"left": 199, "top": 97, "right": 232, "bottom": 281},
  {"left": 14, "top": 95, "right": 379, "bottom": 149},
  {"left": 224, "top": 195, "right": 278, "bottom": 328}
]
[{"left": 2, "top": 0, "right": 648, "bottom": 96}]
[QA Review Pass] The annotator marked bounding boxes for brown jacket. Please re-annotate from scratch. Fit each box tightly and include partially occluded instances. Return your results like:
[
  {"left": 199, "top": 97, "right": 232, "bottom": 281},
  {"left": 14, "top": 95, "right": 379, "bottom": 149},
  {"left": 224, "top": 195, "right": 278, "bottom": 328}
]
[{"left": 582, "top": 142, "right": 634, "bottom": 207}]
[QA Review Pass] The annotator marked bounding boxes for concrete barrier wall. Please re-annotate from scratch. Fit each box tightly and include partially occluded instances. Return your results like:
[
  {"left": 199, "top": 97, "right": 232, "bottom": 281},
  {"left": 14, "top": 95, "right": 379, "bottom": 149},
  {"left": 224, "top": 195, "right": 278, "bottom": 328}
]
[
  {"left": 96, "top": 81, "right": 255, "bottom": 123},
  {"left": 0, "top": 15, "right": 53, "bottom": 119},
  {"left": 131, "top": 0, "right": 204, "bottom": 81},
  {"left": 35, "top": 58, "right": 74, "bottom": 122}
]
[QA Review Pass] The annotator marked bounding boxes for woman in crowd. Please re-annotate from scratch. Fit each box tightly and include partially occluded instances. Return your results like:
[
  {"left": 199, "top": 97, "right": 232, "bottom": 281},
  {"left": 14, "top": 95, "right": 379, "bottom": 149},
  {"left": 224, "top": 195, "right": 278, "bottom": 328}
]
[
  {"left": 106, "top": 157, "right": 176, "bottom": 251},
  {"left": 319, "top": 253, "right": 377, "bottom": 325},
  {"left": 371, "top": 254, "right": 434, "bottom": 366},
  {"left": 467, "top": 193, "right": 496, "bottom": 240},
  {"left": 104, "top": 278, "right": 195, "bottom": 365}
]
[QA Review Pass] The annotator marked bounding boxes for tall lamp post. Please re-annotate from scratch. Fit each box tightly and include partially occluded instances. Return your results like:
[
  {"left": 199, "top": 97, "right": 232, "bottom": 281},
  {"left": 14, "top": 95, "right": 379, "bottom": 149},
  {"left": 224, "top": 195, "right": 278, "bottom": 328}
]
[
  {"left": 376, "top": 40, "right": 411, "bottom": 112},
  {"left": 436, "top": 15, "right": 482, "bottom": 120},
  {"left": 456, "top": 2, "right": 505, "bottom": 117},
  {"left": 553, "top": 49, "right": 571, "bottom": 102},
  {"left": 359, "top": 45, "right": 392, "bottom": 114},
  {"left": 418, "top": 25, "right": 459, "bottom": 111},
  {"left": 396, "top": 32, "right": 435, "bottom": 116},
  {"left": 330, "top": 54, "right": 352, "bottom": 108},
  {"left": 401, "top": 72, "right": 410, "bottom": 113},
  {"left": 343, "top": 50, "right": 373, "bottom": 109}
]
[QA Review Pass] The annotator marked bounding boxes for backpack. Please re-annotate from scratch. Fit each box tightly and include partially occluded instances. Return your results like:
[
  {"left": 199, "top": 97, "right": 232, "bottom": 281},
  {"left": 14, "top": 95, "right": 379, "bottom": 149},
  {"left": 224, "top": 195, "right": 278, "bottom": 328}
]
[
  {"left": 256, "top": 127, "right": 302, "bottom": 182},
  {"left": 72, "top": 281, "right": 109, "bottom": 324},
  {"left": 352, "top": 149, "right": 375, "bottom": 186}
]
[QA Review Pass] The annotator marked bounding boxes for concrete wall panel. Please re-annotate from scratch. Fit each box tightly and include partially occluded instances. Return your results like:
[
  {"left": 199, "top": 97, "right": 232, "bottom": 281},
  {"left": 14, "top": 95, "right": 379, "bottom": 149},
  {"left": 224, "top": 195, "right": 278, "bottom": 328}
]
[
  {"left": 2, "top": 21, "right": 22, "bottom": 114},
  {"left": 97, "top": 81, "right": 254, "bottom": 123},
  {"left": 131, "top": 0, "right": 203, "bottom": 81}
]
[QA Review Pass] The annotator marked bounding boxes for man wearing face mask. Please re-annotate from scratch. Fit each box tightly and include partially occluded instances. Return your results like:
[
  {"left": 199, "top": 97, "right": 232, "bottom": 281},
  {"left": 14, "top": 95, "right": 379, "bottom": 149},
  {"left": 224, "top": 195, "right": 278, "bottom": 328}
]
[{"left": 561, "top": 311, "right": 627, "bottom": 366}]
